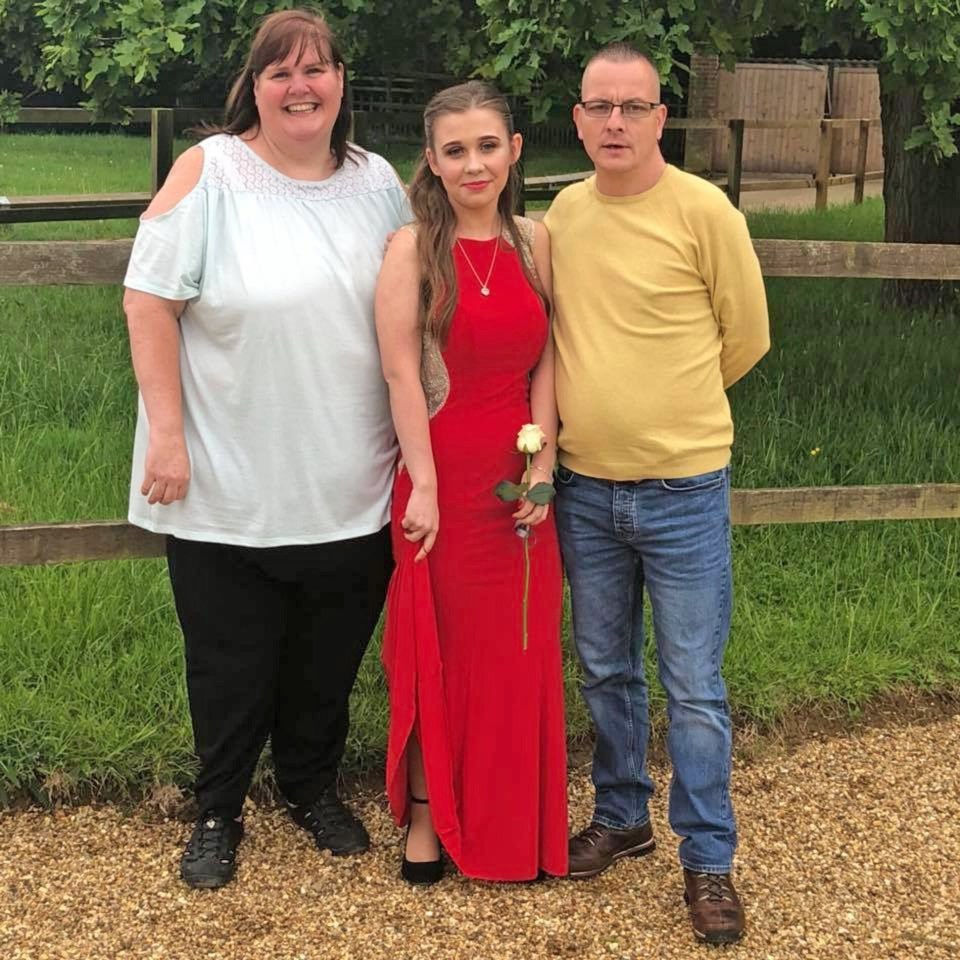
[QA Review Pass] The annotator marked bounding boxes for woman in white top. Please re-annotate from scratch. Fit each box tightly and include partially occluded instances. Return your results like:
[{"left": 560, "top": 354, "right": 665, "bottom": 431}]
[{"left": 122, "top": 9, "right": 409, "bottom": 890}]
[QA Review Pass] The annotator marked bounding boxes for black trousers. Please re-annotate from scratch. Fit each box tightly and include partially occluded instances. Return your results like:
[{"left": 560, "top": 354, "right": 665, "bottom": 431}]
[{"left": 166, "top": 527, "right": 392, "bottom": 818}]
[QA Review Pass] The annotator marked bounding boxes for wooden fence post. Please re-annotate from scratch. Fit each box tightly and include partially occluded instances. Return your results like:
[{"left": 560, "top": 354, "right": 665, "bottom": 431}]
[
  {"left": 726, "top": 118, "right": 745, "bottom": 209},
  {"left": 514, "top": 100, "right": 529, "bottom": 216},
  {"left": 815, "top": 120, "right": 834, "bottom": 211},
  {"left": 150, "top": 108, "right": 175, "bottom": 196},
  {"left": 350, "top": 110, "right": 371, "bottom": 147},
  {"left": 853, "top": 119, "right": 870, "bottom": 205}
]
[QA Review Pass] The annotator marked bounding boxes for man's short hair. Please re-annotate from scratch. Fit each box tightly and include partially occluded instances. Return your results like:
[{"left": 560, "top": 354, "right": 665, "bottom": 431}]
[
  {"left": 581, "top": 42, "right": 661, "bottom": 98},
  {"left": 585, "top": 42, "right": 655, "bottom": 73}
]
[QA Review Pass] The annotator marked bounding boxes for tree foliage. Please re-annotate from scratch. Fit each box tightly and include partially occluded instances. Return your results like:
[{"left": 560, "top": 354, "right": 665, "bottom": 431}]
[
  {"left": 476, "top": 0, "right": 960, "bottom": 157},
  {"left": 0, "top": 0, "right": 48, "bottom": 86},
  {"left": 0, "top": 0, "right": 480, "bottom": 117},
  {"left": 792, "top": 0, "right": 960, "bottom": 157},
  {"left": 1, "top": 0, "right": 957, "bottom": 158},
  {"left": 473, "top": 0, "right": 776, "bottom": 118}
]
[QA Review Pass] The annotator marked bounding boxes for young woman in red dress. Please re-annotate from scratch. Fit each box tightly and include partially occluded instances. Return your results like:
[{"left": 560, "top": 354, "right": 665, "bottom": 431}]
[{"left": 375, "top": 81, "right": 568, "bottom": 883}]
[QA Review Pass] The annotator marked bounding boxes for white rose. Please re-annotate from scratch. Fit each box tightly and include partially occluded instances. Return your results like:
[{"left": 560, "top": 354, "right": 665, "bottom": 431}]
[{"left": 516, "top": 423, "right": 547, "bottom": 455}]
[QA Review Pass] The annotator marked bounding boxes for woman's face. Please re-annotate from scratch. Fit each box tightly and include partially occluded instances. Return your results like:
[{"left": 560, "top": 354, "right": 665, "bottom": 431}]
[
  {"left": 253, "top": 43, "right": 344, "bottom": 144},
  {"left": 426, "top": 107, "right": 522, "bottom": 214}
]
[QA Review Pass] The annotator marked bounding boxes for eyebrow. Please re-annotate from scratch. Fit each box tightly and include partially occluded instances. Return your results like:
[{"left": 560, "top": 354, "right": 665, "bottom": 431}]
[
  {"left": 581, "top": 93, "right": 655, "bottom": 101},
  {"left": 439, "top": 135, "right": 503, "bottom": 149},
  {"left": 270, "top": 58, "right": 327, "bottom": 71}
]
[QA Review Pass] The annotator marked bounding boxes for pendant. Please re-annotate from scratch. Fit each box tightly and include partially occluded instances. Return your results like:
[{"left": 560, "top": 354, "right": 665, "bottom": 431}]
[{"left": 480, "top": 286, "right": 490, "bottom": 296}]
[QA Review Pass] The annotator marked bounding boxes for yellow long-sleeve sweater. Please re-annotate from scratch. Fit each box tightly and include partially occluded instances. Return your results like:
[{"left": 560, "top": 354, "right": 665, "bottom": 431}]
[{"left": 543, "top": 164, "right": 770, "bottom": 480}]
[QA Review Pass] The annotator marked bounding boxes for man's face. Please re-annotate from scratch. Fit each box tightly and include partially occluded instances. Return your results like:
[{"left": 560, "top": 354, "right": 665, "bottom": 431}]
[{"left": 573, "top": 58, "right": 667, "bottom": 176}]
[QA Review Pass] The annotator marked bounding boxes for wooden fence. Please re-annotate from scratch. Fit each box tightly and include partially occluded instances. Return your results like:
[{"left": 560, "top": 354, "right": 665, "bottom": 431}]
[
  {"left": 716, "top": 117, "right": 884, "bottom": 210},
  {"left": 524, "top": 118, "right": 882, "bottom": 210},
  {"left": 2, "top": 108, "right": 179, "bottom": 224},
  {"left": 705, "top": 63, "right": 884, "bottom": 175},
  {"left": 1, "top": 237, "right": 959, "bottom": 566},
  {"left": 1, "top": 109, "right": 883, "bottom": 224}
]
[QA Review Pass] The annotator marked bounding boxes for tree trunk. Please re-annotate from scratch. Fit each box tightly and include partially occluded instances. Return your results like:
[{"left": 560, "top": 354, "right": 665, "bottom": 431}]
[{"left": 879, "top": 65, "right": 960, "bottom": 309}]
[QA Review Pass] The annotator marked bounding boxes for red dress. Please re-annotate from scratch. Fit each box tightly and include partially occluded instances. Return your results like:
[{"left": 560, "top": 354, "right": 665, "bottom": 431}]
[{"left": 382, "top": 234, "right": 569, "bottom": 880}]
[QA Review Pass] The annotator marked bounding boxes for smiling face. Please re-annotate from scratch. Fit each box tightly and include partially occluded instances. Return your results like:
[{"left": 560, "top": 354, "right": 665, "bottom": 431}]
[
  {"left": 574, "top": 56, "right": 667, "bottom": 188},
  {"left": 253, "top": 43, "right": 344, "bottom": 145},
  {"left": 426, "top": 107, "right": 522, "bottom": 217}
]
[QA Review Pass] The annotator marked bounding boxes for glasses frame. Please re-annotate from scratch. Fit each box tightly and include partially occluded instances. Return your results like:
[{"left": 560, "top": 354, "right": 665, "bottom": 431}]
[{"left": 577, "top": 99, "right": 662, "bottom": 120}]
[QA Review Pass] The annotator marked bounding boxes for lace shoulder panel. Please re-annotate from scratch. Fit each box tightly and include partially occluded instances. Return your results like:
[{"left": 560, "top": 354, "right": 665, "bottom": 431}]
[
  {"left": 506, "top": 215, "right": 540, "bottom": 285},
  {"left": 198, "top": 135, "right": 400, "bottom": 201}
]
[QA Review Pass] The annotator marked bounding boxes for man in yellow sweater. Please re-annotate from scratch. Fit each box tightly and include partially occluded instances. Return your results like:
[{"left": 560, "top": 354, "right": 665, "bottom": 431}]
[{"left": 544, "top": 43, "right": 769, "bottom": 945}]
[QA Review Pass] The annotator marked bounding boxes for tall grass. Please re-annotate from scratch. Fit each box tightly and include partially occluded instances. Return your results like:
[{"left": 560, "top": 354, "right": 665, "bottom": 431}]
[{"left": 1, "top": 135, "right": 958, "bottom": 800}]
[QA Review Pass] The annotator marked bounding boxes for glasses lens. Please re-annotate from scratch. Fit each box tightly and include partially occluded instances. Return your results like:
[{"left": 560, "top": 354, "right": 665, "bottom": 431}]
[
  {"left": 583, "top": 101, "right": 612, "bottom": 118},
  {"left": 622, "top": 101, "right": 652, "bottom": 118}
]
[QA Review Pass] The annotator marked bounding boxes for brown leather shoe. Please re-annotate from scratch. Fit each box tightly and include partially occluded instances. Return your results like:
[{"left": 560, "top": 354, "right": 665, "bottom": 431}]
[
  {"left": 683, "top": 869, "right": 745, "bottom": 944},
  {"left": 568, "top": 821, "right": 655, "bottom": 879}
]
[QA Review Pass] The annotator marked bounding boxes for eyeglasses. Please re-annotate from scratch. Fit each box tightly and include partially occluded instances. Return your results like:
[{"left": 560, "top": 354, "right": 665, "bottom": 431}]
[{"left": 578, "top": 100, "right": 661, "bottom": 120}]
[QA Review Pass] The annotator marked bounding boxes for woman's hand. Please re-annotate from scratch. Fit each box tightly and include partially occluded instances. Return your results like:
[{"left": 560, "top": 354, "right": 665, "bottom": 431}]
[
  {"left": 402, "top": 485, "right": 439, "bottom": 561},
  {"left": 512, "top": 464, "right": 553, "bottom": 528},
  {"left": 141, "top": 431, "right": 191, "bottom": 505},
  {"left": 512, "top": 498, "right": 550, "bottom": 528}
]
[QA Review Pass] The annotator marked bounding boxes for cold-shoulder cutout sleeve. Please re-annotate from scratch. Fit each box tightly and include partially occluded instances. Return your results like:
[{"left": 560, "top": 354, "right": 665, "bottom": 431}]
[{"left": 123, "top": 178, "right": 208, "bottom": 302}]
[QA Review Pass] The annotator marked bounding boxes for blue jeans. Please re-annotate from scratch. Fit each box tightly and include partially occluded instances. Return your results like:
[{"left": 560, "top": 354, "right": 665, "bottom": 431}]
[{"left": 555, "top": 464, "right": 736, "bottom": 873}]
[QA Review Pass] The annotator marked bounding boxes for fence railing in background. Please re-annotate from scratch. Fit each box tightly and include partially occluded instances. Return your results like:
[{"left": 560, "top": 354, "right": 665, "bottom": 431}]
[
  {"left": 2, "top": 108, "right": 183, "bottom": 223},
  {"left": 3, "top": 481, "right": 959, "bottom": 567},
  {"left": 523, "top": 118, "right": 883, "bottom": 209},
  {"left": 1, "top": 110, "right": 885, "bottom": 224},
  {"left": 6, "top": 238, "right": 960, "bottom": 287},
  {"left": 1, "top": 236, "right": 958, "bottom": 567},
  {"left": 9, "top": 107, "right": 211, "bottom": 125},
  {"left": 705, "top": 117, "right": 883, "bottom": 209}
]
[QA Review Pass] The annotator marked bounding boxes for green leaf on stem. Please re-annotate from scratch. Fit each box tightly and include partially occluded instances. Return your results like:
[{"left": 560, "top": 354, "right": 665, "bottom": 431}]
[
  {"left": 494, "top": 480, "right": 527, "bottom": 502},
  {"left": 525, "top": 482, "right": 556, "bottom": 505}
]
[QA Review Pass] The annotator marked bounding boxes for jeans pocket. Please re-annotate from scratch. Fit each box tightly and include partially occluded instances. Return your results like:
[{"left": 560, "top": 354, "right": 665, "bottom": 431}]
[
  {"left": 556, "top": 465, "right": 578, "bottom": 487},
  {"left": 659, "top": 468, "right": 726, "bottom": 493}
]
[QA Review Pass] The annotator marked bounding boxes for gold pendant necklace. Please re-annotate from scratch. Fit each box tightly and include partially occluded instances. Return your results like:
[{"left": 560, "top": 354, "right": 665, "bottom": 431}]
[{"left": 456, "top": 233, "right": 499, "bottom": 296}]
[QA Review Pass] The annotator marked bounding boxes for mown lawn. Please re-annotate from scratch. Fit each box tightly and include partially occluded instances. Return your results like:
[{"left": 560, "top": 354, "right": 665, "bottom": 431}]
[
  {"left": 0, "top": 131, "right": 588, "bottom": 241},
  {"left": 1, "top": 133, "right": 957, "bottom": 802}
]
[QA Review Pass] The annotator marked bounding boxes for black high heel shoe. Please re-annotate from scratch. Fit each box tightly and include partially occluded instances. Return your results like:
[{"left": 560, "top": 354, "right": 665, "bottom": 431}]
[{"left": 401, "top": 796, "right": 443, "bottom": 885}]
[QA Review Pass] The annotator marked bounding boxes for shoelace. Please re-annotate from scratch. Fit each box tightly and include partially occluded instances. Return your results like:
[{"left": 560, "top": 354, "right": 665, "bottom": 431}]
[
  {"left": 193, "top": 814, "right": 230, "bottom": 857},
  {"left": 694, "top": 873, "right": 733, "bottom": 902},
  {"left": 573, "top": 824, "right": 608, "bottom": 848},
  {"left": 304, "top": 792, "right": 355, "bottom": 833}
]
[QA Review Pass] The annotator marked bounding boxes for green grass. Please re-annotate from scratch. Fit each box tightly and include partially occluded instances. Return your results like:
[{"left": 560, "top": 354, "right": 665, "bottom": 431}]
[
  {"left": 747, "top": 196, "right": 884, "bottom": 242},
  {"left": 1, "top": 134, "right": 958, "bottom": 802},
  {"left": 0, "top": 132, "right": 590, "bottom": 241}
]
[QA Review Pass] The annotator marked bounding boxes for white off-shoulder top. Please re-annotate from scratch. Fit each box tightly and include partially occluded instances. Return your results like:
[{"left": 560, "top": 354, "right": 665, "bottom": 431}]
[{"left": 124, "top": 134, "right": 410, "bottom": 547}]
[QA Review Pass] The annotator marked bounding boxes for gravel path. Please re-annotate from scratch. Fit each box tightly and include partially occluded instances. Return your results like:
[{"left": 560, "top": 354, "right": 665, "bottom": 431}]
[{"left": 2, "top": 713, "right": 958, "bottom": 960}]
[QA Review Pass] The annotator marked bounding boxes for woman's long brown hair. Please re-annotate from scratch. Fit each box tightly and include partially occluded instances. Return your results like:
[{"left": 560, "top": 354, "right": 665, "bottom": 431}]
[
  {"left": 408, "top": 81, "right": 543, "bottom": 345},
  {"left": 200, "top": 8, "right": 359, "bottom": 169}
]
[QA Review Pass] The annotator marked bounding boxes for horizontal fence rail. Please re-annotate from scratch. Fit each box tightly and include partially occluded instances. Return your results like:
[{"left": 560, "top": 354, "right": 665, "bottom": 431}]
[
  {"left": 0, "top": 240, "right": 134, "bottom": 284},
  {"left": 0, "top": 193, "right": 151, "bottom": 224},
  {"left": 2, "top": 111, "right": 884, "bottom": 222},
  {"left": 5, "top": 238, "right": 960, "bottom": 286},
  {"left": 10, "top": 107, "right": 214, "bottom": 125},
  {"left": 3, "top": 484, "right": 959, "bottom": 567},
  {"left": 752, "top": 239, "right": 960, "bottom": 279}
]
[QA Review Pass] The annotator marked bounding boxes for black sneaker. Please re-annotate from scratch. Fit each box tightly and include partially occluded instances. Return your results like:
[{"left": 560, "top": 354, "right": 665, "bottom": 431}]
[
  {"left": 288, "top": 785, "right": 369, "bottom": 856},
  {"left": 179, "top": 811, "right": 244, "bottom": 889}
]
